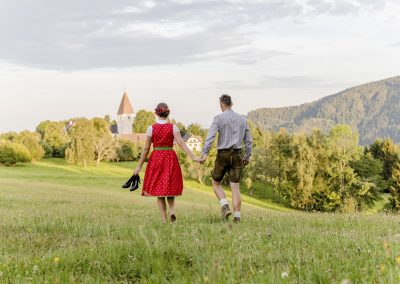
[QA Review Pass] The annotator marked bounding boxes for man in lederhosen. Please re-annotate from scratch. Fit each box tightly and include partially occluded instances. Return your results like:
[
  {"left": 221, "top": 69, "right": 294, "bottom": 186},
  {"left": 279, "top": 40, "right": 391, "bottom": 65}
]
[{"left": 200, "top": 95, "right": 253, "bottom": 223}]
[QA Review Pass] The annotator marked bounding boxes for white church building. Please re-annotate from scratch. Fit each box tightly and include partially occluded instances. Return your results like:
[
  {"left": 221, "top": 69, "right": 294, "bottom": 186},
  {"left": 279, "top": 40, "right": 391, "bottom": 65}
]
[
  {"left": 111, "top": 92, "right": 147, "bottom": 143},
  {"left": 111, "top": 91, "right": 203, "bottom": 151}
]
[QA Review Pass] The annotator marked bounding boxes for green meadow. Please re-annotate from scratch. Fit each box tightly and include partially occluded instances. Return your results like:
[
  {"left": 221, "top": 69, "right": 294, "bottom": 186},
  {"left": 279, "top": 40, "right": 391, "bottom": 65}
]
[{"left": 0, "top": 159, "right": 399, "bottom": 283}]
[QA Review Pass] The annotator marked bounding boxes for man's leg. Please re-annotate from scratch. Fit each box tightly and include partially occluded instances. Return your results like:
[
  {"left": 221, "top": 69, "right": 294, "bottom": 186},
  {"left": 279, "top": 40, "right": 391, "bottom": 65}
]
[
  {"left": 230, "top": 152, "right": 243, "bottom": 223},
  {"left": 212, "top": 153, "right": 232, "bottom": 220},
  {"left": 212, "top": 179, "right": 232, "bottom": 220},
  {"left": 212, "top": 179, "right": 227, "bottom": 201},
  {"left": 230, "top": 182, "right": 241, "bottom": 222}
]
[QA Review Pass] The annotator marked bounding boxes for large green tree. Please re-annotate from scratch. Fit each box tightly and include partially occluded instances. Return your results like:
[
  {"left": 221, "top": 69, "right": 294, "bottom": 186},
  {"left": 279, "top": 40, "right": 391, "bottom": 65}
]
[
  {"left": 390, "top": 163, "right": 400, "bottom": 211},
  {"left": 133, "top": 110, "right": 156, "bottom": 133},
  {"left": 327, "top": 125, "right": 360, "bottom": 202},
  {"left": 65, "top": 119, "right": 95, "bottom": 168},
  {"left": 0, "top": 132, "right": 18, "bottom": 142},
  {"left": 0, "top": 140, "right": 32, "bottom": 166},
  {"left": 16, "top": 131, "right": 45, "bottom": 160},
  {"left": 269, "top": 129, "right": 293, "bottom": 201},
  {"left": 186, "top": 123, "right": 207, "bottom": 140},
  {"left": 36, "top": 121, "right": 70, "bottom": 157},
  {"left": 350, "top": 153, "right": 384, "bottom": 208},
  {"left": 170, "top": 119, "right": 187, "bottom": 137},
  {"left": 92, "top": 118, "right": 116, "bottom": 166},
  {"left": 286, "top": 134, "right": 316, "bottom": 209},
  {"left": 115, "top": 139, "right": 140, "bottom": 161},
  {"left": 248, "top": 120, "right": 264, "bottom": 148},
  {"left": 366, "top": 138, "right": 400, "bottom": 186}
]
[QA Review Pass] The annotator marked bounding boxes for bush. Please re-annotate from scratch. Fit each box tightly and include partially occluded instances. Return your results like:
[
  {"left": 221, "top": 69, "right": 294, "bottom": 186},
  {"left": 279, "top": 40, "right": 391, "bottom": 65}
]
[
  {"left": 16, "top": 131, "right": 45, "bottom": 160},
  {"left": 115, "top": 139, "right": 140, "bottom": 161},
  {"left": 1, "top": 131, "right": 45, "bottom": 161},
  {"left": 41, "top": 140, "right": 53, "bottom": 158},
  {"left": 389, "top": 164, "right": 400, "bottom": 211},
  {"left": 0, "top": 141, "right": 32, "bottom": 166},
  {"left": 0, "top": 132, "right": 18, "bottom": 142}
]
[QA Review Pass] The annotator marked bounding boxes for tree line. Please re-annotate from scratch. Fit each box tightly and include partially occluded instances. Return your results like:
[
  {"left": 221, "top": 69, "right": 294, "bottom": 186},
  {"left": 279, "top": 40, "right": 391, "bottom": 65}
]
[
  {"left": 1, "top": 113, "right": 400, "bottom": 212},
  {"left": 175, "top": 122, "right": 400, "bottom": 213},
  {"left": 246, "top": 124, "right": 400, "bottom": 212},
  {"left": 0, "top": 110, "right": 207, "bottom": 167}
]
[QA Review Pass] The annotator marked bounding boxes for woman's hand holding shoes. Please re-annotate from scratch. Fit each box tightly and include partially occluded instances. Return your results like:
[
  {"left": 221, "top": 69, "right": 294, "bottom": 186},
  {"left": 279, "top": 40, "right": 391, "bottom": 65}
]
[{"left": 133, "top": 166, "right": 141, "bottom": 176}]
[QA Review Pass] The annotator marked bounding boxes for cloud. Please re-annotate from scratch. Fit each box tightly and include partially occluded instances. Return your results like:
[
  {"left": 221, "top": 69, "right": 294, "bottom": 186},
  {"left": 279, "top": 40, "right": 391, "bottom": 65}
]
[
  {"left": 112, "top": 0, "right": 158, "bottom": 14},
  {"left": 390, "top": 41, "right": 400, "bottom": 47},
  {"left": 215, "top": 75, "right": 348, "bottom": 89},
  {"left": 0, "top": 0, "right": 395, "bottom": 70},
  {"left": 259, "top": 75, "right": 346, "bottom": 88},
  {"left": 194, "top": 47, "right": 290, "bottom": 64}
]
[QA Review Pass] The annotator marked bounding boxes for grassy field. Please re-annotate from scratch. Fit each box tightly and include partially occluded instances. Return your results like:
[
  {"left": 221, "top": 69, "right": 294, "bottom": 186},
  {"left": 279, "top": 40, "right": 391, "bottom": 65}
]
[{"left": 0, "top": 159, "right": 399, "bottom": 283}]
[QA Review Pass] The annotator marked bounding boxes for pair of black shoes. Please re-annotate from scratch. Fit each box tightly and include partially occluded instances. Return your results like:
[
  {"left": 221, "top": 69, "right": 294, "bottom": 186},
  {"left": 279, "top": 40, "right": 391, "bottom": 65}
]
[{"left": 122, "top": 175, "right": 141, "bottom": 191}]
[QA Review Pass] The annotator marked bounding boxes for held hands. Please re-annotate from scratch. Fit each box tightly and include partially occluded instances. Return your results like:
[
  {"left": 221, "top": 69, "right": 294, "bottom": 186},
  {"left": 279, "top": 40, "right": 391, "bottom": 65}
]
[
  {"left": 193, "top": 155, "right": 207, "bottom": 164},
  {"left": 198, "top": 155, "right": 207, "bottom": 164}
]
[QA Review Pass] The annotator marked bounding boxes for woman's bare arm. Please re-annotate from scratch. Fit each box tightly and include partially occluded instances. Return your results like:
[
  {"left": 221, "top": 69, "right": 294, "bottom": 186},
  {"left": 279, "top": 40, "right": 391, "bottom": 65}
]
[
  {"left": 173, "top": 131, "right": 198, "bottom": 161},
  {"left": 133, "top": 136, "right": 152, "bottom": 175}
]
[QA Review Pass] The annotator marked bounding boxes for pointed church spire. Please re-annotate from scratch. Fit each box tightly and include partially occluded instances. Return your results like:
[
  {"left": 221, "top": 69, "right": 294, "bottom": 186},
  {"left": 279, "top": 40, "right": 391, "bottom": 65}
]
[{"left": 117, "top": 91, "right": 134, "bottom": 115}]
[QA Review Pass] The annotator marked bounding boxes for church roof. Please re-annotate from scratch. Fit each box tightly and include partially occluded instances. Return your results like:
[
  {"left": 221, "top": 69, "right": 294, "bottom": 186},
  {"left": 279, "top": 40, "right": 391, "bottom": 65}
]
[{"left": 117, "top": 92, "right": 134, "bottom": 115}]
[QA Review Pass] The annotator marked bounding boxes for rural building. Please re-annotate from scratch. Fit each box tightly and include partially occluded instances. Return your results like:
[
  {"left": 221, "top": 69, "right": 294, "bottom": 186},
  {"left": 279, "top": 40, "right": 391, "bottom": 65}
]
[
  {"left": 111, "top": 92, "right": 147, "bottom": 143},
  {"left": 183, "top": 134, "right": 203, "bottom": 152}
]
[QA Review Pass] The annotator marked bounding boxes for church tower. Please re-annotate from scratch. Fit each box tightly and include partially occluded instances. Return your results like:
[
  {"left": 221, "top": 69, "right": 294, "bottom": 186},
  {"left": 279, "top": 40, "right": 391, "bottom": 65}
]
[{"left": 117, "top": 91, "right": 135, "bottom": 135}]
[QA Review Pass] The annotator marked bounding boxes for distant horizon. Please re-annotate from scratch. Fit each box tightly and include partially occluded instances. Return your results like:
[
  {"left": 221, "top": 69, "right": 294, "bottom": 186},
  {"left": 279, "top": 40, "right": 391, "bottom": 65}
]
[
  {"left": 1, "top": 0, "right": 400, "bottom": 132},
  {"left": 1, "top": 74, "right": 399, "bottom": 133}
]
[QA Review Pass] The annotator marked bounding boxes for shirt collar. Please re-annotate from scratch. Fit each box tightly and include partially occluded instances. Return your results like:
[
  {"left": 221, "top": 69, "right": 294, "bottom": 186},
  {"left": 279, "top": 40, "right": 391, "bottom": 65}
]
[{"left": 157, "top": 119, "right": 168, "bottom": 124}]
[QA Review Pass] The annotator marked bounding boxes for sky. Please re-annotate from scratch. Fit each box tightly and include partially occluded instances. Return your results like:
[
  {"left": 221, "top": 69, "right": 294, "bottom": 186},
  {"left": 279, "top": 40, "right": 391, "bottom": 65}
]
[{"left": 1, "top": 0, "right": 400, "bottom": 132}]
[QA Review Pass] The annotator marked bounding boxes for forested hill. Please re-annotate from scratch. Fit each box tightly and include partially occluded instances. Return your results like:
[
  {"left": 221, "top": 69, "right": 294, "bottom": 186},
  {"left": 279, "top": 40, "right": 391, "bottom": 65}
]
[{"left": 248, "top": 76, "right": 400, "bottom": 145}]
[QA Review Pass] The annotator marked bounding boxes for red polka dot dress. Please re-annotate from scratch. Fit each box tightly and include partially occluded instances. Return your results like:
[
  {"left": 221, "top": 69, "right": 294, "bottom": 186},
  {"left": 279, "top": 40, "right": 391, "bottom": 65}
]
[{"left": 142, "top": 122, "right": 183, "bottom": 197}]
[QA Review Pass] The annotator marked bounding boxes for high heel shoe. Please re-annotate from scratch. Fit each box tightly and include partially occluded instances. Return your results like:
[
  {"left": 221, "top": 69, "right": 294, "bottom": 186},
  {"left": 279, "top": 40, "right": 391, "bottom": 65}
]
[
  {"left": 122, "top": 175, "right": 135, "bottom": 189},
  {"left": 130, "top": 175, "right": 140, "bottom": 192}
]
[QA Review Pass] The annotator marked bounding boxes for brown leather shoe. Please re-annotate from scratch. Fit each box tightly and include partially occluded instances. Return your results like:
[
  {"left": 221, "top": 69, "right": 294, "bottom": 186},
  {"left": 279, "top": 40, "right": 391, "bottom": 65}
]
[
  {"left": 233, "top": 217, "right": 240, "bottom": 223},
  {"left": 221, "top": 204, "right": 232, "bottom": 221},
  {"left": 170, "top": 214, "right": 177, "bottom": 223}
]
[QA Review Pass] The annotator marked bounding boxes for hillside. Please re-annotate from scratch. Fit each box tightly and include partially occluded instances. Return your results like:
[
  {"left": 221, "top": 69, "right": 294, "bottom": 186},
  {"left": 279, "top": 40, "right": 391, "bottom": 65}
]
[
  {"left": 0, "top": 160, "right": 399, "bottom": 282},
  {"left": 248, "top": 76, "right": 400, "bottom": 145}
]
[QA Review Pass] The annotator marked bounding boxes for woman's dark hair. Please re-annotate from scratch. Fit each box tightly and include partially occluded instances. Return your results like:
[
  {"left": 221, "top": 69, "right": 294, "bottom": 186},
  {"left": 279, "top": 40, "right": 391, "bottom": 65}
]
[
  {"left": 219, "top": 94, "right": 232, "bottom": 106},
  {"left": 155, "top": 102, "right": 170, "bottom": 118}
]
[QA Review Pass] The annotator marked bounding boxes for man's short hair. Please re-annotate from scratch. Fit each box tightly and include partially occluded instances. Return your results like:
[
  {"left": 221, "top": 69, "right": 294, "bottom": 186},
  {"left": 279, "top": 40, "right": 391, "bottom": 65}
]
[{"left": 219, "top": 94, "right": 232, "bottom": 106}]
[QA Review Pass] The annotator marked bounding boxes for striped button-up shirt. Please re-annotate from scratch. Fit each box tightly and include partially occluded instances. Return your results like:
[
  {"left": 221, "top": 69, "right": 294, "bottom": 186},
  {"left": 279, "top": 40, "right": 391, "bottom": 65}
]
[{"left": 202, "top": 109, "right": 253, "bottom": 160}]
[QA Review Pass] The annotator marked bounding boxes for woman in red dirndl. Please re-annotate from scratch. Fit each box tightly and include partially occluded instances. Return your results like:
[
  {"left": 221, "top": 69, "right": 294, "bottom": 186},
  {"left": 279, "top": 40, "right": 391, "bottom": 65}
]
[{"left": 134, "top": 103, "right": 199, "bottom": 223}]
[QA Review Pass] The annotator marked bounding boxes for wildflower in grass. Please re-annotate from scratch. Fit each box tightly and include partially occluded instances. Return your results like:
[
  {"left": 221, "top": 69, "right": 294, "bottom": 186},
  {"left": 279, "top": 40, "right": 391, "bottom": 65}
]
[
  {"left": 379, "top": 264, "right": 386, "bottom": 273},
  {"left": 383, "top": 240, "right": 391, "bottom": 257},
  {"left": 53, "top": 257, "right": 60, "bottom": 264},
  {"left": 395, "top": 255, "right": 400, "bottom": 266},
  {"left": 32, "top": 265, "right": 39, "bottom": 273},
  {"left": 341, "top": 280, "right": 352, "bottom": 284},
  {"left": 281, "top": 272, "right": 288, "bottom": 279}
]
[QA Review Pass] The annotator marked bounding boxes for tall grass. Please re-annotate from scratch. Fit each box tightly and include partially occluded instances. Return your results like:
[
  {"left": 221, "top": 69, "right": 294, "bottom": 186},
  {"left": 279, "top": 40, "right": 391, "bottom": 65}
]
[{"left": 0, "top": 160, "right": 399, "bottom": 283}]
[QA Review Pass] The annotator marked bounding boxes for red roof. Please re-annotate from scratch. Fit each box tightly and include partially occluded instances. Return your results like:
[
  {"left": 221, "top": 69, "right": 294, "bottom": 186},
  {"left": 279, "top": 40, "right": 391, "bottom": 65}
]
[
  {"left": 119, "top": 134, "right": 147, "bottom": 143},
  {"left": 117, "top": 92, "right": 134, "bottom": 115}
]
